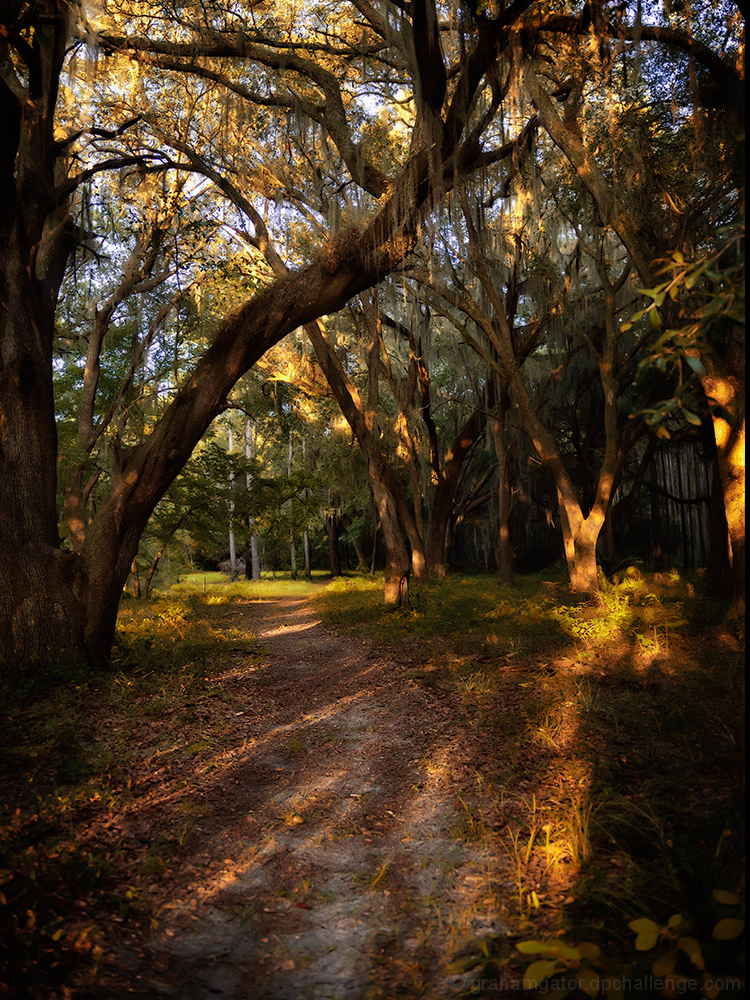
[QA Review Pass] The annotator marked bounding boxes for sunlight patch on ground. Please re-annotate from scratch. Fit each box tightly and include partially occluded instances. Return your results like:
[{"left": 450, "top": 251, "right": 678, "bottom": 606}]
[{"left": 259, "top": 619, "right": 322, "bottom": 638}]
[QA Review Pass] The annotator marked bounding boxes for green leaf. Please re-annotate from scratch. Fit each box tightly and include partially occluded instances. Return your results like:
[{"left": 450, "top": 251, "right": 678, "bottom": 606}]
[
  {"left": 518, "top": 940, "right": 580, "bottom": 960},
  {"left": 517, "top": 940, "right": 549, "bottom": 955},
  {"left": 524, "top": 959, "right": 560, "bottom": 989},
  {"left": 712, "top": 917, "right": 745, "bottom": 940},
  {"left": 712, "top": 889, "right": 740, "bottom": 905},
  {"left": 652, "top": 948, "right": 677, "bottom": 976},
  {"left": 685, "top": 355, "right": 706, "bottom": 375},
  {"left": 667, "top": 914, "right": 683, "bottom": 930},
  {"left": 630, "top": 918, "right": 661, "bottom": 950},
  {"left": 629, "top": 919, "right": 661, "bottom": 935},
  {"left": 682, "top": 409, "right": 702, "bottom": 426},
  {"left": 685, "top": 263, "right": 708, "bottom": 289},
  {"left": 678, "top": 937, "right": 704, "bottom": 969},
  {"left": 547, "top": 941, "right": 583, "bottom": 960},
  {"left": 578, "top": 942, "right": 601, "bottom": 961},
  {"left": 649, "top": 308, "right": 662, "bottom": 329}
]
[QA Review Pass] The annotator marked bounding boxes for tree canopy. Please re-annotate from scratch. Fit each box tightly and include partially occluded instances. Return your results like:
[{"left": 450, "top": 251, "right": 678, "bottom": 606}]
[{"left": 0, "top": 0, "right": 743, "bottom": 667}]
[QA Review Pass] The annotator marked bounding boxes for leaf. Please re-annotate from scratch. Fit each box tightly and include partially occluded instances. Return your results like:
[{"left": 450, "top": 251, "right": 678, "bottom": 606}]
[
  {"left": 546, "top": 940, "right": 582, "bottom": 960},
  {"left": 667, "top": 914, "right": 683, "bottom": 930},
  {"left": 652, "top": 948, "right": 677, "bottom": 976},
  {"left": 518, "top": 940, "right": 549, "bottom": 955},
  {"left": 577, "top": 971, "right": 601, "bottom": 997},
  {"left": 678, "top": 937, "right": 704, "bottom": 969},
  {"left": 685, "top": 264, "right": 708, "bottom": 289},
  {"left": 649, "top": 308, "right": 662, "bottom": 329},
  {"left": 578, "top": 942, "right": 601, "bottom": 961},
  {"left": 630, "top": 918, "right": 661, "bottom": 951},
  {"left": 524, "top": 959, "right": 560, "bottom": 989},
  {"left": 655, "top": 424, "right": 671, "bottom": 440},
  {"left": 630, "top": 918, "right": 661, "bottom": 935},
  {"left": 712, "top": 917, "right": 745, "bottom": 940},
  {"left": 712, "top": 889, "right": 740, "bottom": 905},
  {"left": 685, "top": 355, "right": 706, "bottom": 375},
  {"left": 682, "top": 409, "right": 702, "bottom": 427},
  {"left": 51, "top": 927, "right": 64, "bottom": 941}
]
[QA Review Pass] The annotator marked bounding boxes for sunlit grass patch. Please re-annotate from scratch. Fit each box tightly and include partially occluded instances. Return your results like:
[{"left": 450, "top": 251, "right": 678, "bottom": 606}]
[
  {"left": 316, "top": 571, "right": 743, "bottom": 960},
  {"left": 171, "top": 572, "right": 326, "bottom": 599}
]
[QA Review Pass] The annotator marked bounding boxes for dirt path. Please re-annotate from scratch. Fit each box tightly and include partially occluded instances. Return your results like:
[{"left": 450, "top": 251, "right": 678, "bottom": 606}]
[{"left": 101, "top": 596, "right": 512, "bottom": 999}]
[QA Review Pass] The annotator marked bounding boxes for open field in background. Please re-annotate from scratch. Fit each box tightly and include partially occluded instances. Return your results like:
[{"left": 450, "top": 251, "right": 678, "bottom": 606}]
[{"left": 0, "top": 572, "right": 744, "bottom": 998}]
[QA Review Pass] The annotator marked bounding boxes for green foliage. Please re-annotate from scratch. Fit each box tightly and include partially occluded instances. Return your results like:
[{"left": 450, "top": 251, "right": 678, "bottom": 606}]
[
  {"left": 452, "top": 893, "right": 744, "bottom": 999},
  {"left": 626, "top": 232, "right": 745, "bottom": 439}
]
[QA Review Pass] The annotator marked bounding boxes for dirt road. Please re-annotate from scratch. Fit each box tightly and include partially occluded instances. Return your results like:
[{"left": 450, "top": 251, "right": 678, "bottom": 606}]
[{"left": 102, "top": 596, "right": 511, "bottom": 999}]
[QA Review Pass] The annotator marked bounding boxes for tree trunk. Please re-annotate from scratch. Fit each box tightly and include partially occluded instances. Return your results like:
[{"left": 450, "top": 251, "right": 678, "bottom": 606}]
[
  {"left": 559, "top": 500, "right": 605, "bottom": 593},
  {"left": 227, "top": 426, "right": 239, "bottom": 581},
  {"left": 706, "top": 456, "right": 733, "bottom": 594},
  {"left": 424, "top": 401, "right": 487, "bottom": 576},
  {"left": 129, "top": 558, "right": 141, "bottom": 599},
  {"left": 376, "top": 493, "right": 411, "bottom": 608},
  {"left": 288, "top": 430, "right": 297, "bottom": 579},
  {"left": 304, "top": 317, "right": 417, "bottom": 599},
  {"left": 370, "top": 522, "right": 381, "bottom": 575},
  {"left": 491, "top": 387, "right": 513, "bottom": 585},
  {"left": 326, "top": 511, "right": 342, "bottom": 578},
  {"left": 245, "top": 418, "right": 261, "bottom": 581},
  {"left": 701, "top": 345, "right": 745, "bottom": 617},
  {"left": 0, "top": 1, "right": 532, "bottom": 668}
]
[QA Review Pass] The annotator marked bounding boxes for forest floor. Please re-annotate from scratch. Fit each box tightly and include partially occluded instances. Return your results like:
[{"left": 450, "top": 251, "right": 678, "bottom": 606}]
[
  {"left": 0, "top": 575, "right": 745, "bottom": 1000},
  {"left": 96, "top": 594, "right": 517, "bottom": 999}
]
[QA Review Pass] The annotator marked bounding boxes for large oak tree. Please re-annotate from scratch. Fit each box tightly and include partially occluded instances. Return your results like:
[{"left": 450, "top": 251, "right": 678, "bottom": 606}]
[{"left": 0, "top": 0, "right": 742, "bottom": 668}]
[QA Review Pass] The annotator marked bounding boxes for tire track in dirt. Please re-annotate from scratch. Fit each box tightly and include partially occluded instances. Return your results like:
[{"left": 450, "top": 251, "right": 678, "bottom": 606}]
[{"left": 105, "top": 596, "right": 511, "bottom": 999}]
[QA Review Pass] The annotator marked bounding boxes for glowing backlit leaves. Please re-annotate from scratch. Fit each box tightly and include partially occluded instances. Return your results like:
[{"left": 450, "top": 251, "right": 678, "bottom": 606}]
[
  {"left": 523, "top": 958, "right": 558, "bottom": 988},
  {"left": 630, "top": 917, "right": 661, "bottom": 951},
  {"left": 517, "top": 938, "right": 602, "bottom": 992}
]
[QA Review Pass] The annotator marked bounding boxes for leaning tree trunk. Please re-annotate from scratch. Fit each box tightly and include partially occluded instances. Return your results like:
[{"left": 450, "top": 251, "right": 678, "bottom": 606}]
[
  {"left": 2, "top": 238, "right": 411, "bottom": 668},
  {"left": 1, "top": 0, "right": 537, "bottom": 668}
]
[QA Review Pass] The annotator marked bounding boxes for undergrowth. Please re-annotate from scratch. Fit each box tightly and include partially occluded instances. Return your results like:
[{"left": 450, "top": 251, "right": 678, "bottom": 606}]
[
  {"left": 0, "top": 573, "right": 743, "bottom": 997},
  {"left": 316, "top": 571, "right": 745, "bottom": 993}
]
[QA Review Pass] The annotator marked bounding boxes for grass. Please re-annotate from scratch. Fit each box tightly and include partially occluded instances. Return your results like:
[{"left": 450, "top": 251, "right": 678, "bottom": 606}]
[
  {"left": 314, "top": 570, "right": 745, "bottom": 951},
  {"left": 170, "top": 570, "right": 330, "bottom": 598},
  {"left": 0, "top": 570, "right": 743, "bottom": 997}
]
